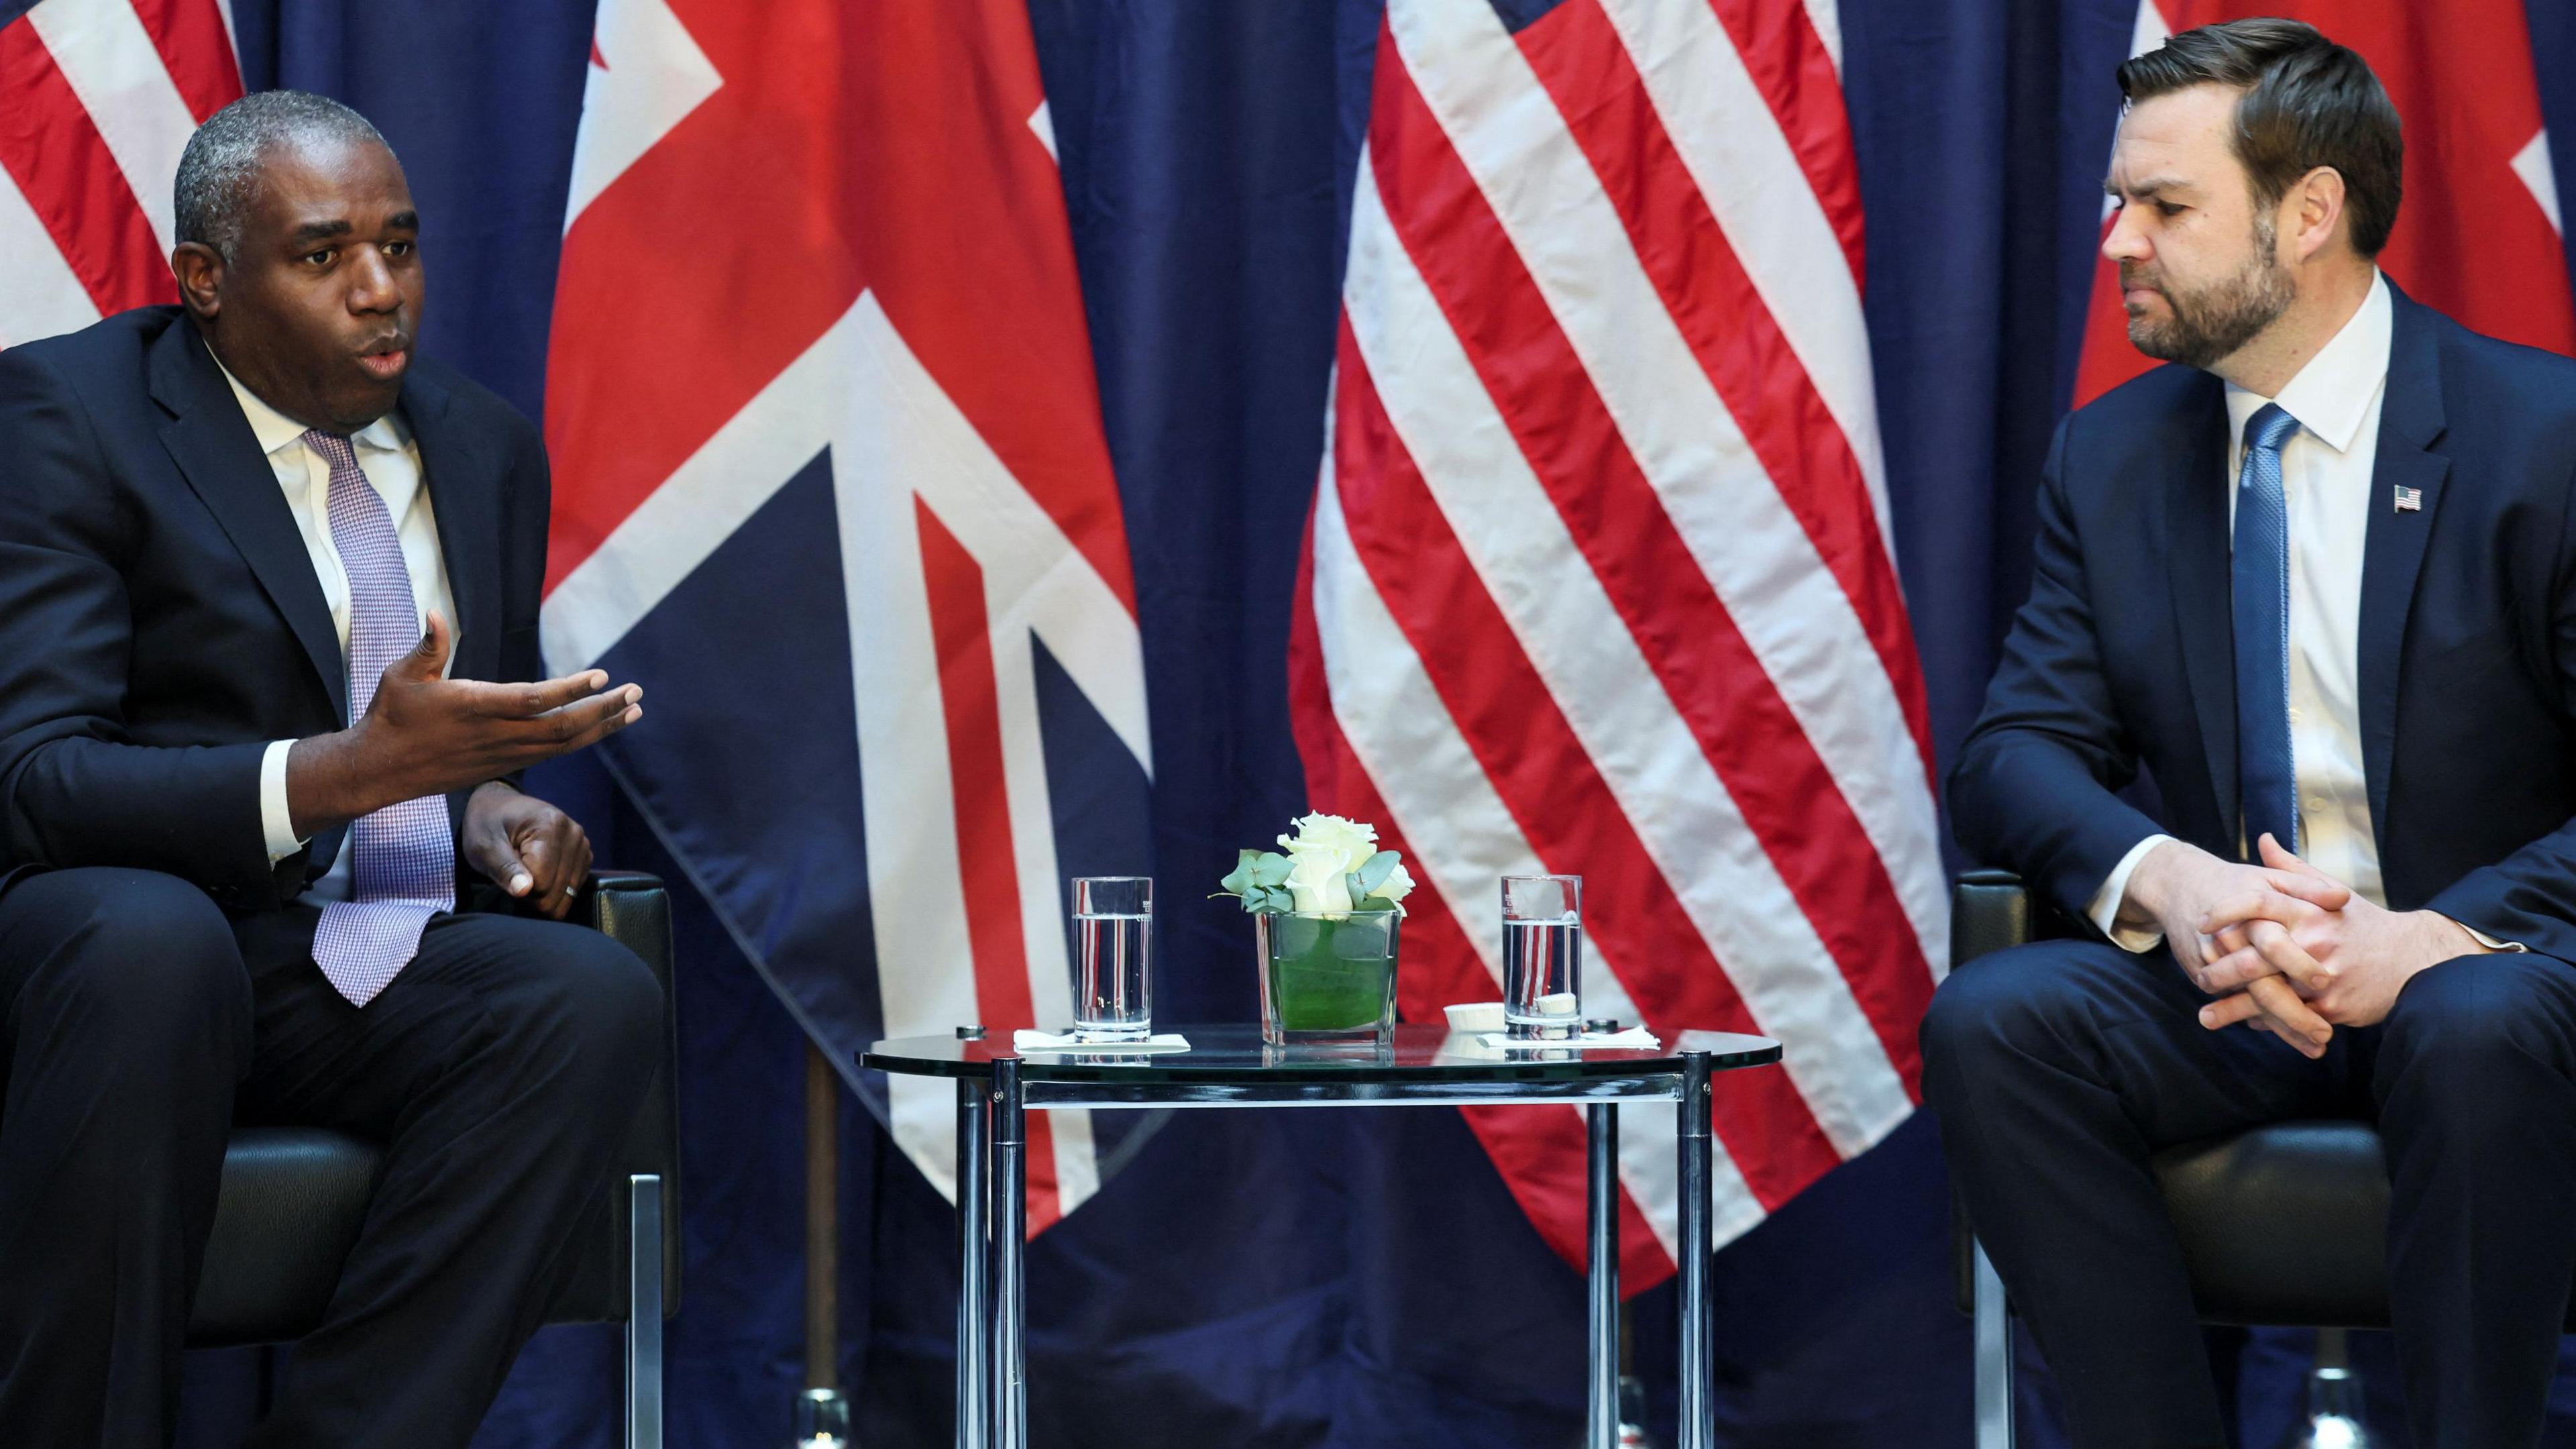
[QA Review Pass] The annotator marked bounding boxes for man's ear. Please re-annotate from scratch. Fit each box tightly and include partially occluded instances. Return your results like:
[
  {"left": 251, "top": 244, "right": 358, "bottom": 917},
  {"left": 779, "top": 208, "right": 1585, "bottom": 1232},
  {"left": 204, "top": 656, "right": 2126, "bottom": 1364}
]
[
  {"left": 170, "top": 242, "right": 224, "bottom": 319},
  {"left": 2290, "top": 166, "right": 2349, "bottom": 264}
]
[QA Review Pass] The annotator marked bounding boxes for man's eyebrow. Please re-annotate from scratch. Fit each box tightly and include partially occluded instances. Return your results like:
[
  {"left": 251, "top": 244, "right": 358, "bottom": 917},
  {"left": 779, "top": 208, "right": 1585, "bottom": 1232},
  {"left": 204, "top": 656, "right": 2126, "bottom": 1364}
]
[
  {"left": 386, "top": 210, "right": 419, "bottom": 231},
  {"left": 2106, "top": 176, "right": 2190, "bottom": 199},
  {"left": 286, "top": 219, "right": 354, "bottom": 247}
]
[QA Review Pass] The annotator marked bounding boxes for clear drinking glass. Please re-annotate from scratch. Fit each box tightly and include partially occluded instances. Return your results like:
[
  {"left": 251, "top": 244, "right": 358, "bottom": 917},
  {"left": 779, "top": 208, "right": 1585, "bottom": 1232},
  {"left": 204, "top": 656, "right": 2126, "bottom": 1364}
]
[
  {"left": 1501, "top": 874, "right": 1583, "bottom": 1040},
  {"left": 1070, "top": 876, "right": 1152, "bottom": 1040}
]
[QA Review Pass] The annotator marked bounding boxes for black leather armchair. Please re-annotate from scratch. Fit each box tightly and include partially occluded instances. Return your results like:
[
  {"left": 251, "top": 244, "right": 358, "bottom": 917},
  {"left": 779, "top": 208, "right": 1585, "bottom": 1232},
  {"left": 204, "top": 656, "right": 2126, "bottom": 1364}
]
[
  {"left": 1951, "top": 869, "right": 2393, "bottom": 1449},
  {"left": 189, "top": 869, "right": 681, "bottom": 1447}
]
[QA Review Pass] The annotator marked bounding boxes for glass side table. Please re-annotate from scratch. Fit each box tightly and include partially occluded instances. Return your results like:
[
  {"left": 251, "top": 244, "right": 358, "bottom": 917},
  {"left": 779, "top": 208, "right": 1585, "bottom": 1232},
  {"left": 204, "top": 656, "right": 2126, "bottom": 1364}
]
[{"left": 863, "top": 1022, "right": 1782, "bottom": 1449}]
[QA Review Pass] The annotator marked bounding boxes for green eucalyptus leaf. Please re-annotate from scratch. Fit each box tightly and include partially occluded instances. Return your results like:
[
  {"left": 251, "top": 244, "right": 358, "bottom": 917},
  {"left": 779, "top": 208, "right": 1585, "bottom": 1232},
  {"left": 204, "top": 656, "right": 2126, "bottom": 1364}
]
[
  {"left": 1220, "top": 848, "right": 1263, "bottom": 897},
  {"left": 1250, "top": 851, "right": 1294, "bottom": 888},
  {"left": 1356, "top": 851, "right": 1397, "bottom": 896}
]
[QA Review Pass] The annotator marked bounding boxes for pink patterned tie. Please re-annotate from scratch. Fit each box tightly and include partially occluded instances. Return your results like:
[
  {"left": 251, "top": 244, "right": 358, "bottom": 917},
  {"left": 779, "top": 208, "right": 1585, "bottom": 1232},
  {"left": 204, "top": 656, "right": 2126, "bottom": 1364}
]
[{"left": 304, "top": 429, "right": 454, "bottom": 1006}]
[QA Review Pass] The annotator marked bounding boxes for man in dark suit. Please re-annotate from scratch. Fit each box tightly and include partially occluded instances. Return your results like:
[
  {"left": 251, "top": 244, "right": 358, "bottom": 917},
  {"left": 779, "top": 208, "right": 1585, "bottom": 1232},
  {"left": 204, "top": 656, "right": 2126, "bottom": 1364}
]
[
  {"left": 0, "top": 92, "right": 657, "bottom": 1447},
  {"left": 1923, "top": 19, "right": 2576, "bottom": 1449}
]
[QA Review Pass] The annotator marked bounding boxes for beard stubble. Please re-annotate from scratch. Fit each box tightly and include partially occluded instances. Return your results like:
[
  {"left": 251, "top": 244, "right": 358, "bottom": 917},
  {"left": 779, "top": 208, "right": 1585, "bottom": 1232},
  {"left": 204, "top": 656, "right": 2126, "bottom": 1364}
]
[{"left": 2124, "top": 213, "right": 2295, "bottom": 371}]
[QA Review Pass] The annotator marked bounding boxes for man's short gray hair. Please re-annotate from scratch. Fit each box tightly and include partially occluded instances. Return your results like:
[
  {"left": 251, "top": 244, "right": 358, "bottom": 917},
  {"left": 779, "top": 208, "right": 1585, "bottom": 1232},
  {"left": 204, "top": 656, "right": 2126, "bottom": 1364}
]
[{"left": 173, "top": 91, "right": 390, "bottom": 262}]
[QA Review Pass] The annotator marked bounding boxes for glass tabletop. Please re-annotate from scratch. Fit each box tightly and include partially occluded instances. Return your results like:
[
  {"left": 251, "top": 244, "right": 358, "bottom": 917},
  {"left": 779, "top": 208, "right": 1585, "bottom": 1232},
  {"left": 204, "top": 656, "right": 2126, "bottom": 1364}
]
[{"left": 862, "top": 1022, "right": 1780, "bottom": 1085}]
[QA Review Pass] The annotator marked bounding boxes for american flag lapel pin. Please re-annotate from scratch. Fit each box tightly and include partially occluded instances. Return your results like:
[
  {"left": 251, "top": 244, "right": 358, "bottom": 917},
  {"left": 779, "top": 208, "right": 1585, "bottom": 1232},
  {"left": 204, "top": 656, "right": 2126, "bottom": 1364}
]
[{"left": 2394, "top": 484, "right": 2423, "bottom": 513}]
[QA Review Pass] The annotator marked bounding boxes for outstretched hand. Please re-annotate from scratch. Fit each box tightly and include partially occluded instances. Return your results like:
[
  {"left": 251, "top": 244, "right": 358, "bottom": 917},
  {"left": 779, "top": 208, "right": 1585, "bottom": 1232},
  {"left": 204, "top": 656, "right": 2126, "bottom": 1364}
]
[{"left": 288, "top": 611, "right": 642, "bottom": 835}]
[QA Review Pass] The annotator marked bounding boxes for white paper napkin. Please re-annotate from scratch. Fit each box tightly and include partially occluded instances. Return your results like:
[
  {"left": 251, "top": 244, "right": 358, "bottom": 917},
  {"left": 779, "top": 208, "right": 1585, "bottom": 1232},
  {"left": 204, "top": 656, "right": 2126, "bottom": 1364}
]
[
  {"left": 1011, "top": 1030, "right": 1192, "bottom": 1054},
  {"left": 1475, "top": 1027, "right": 1660, "bottom": 1052}
]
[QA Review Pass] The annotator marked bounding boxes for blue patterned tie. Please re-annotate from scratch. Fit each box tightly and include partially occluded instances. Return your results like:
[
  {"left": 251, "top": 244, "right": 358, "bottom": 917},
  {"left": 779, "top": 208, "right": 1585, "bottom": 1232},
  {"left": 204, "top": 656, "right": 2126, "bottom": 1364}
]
[
  {"left": 2233, "top": 403, "right": 2302, "bottom": 861},
  {"left": 304, "top": 429, "right": 455, "bottom": 1006}
]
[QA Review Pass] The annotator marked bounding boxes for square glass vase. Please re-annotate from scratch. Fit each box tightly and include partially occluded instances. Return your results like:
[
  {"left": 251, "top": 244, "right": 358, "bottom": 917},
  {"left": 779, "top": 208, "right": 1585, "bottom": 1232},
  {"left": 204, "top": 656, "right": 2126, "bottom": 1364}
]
[{"left": 1256, "top": 909, "right": 1401, "bottom": 1049}]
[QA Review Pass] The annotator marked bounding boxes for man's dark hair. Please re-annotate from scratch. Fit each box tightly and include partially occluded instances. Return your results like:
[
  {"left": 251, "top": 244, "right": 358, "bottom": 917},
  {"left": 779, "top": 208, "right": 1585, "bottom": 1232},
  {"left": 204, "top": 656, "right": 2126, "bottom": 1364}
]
[
  {"left": 173, "top": 90, "right": 390, "bottom": 262},
  {"left": 2118, "top": 17, "right": 2403, "bottom": 256}
]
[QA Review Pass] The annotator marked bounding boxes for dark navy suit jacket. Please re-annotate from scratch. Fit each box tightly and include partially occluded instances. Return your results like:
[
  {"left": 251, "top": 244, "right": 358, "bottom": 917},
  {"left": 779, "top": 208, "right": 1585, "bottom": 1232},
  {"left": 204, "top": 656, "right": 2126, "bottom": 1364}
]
[
  {"left": 1951, "top": 284, "right": 2576, "bottom": 963},
  {"left": 0, "top": 307, "right": 549, "bottom": 914}
]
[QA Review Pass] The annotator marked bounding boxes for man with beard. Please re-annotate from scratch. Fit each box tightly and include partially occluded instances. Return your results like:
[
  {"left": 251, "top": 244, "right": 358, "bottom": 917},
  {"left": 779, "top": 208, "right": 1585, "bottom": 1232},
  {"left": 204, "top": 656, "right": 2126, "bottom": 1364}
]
[
  {"left": 1923, "top": 19, "right": 2576, "bottom": 1448},
  {"left": 0, "top": 92, "right": 659, "bottom": 1446}
]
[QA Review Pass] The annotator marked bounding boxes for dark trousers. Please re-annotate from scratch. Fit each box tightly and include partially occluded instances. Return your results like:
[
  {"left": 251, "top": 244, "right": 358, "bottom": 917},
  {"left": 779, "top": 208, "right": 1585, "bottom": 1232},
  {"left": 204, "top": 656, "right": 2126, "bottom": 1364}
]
[
  {"left": 0, "top": 867, "right": 662, "bottom": 1449},
  {"left": 1921, "top": 937, "right": 2576, "bottom": 1449}
]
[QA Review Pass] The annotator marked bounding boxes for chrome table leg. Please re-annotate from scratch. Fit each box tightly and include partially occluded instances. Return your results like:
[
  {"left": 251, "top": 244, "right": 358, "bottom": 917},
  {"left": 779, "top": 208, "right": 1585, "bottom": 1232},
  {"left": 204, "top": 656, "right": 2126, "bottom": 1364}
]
[
  {"left": 955, "top": 1074, "right": 991, "bottom": 1449},
  {"left": 990, "top": 1057, "right": 1028, "bottom": 1449},
  {"left": 1676, "top": 1053, "right": 1715, "bottom": 1449},
  {"left": 1586, "top": 1102, "right": 1620, "bottom": 1449}
]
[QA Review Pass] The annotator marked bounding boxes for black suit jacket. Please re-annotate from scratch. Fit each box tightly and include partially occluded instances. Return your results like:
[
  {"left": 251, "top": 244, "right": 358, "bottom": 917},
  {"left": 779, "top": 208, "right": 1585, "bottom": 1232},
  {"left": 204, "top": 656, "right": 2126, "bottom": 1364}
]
[
  {"left": 1952, "top": 284, "right": 2576, "bottom": 963},
  {"left": 0, "top": 307, "right": 549, "bottom": 913}
]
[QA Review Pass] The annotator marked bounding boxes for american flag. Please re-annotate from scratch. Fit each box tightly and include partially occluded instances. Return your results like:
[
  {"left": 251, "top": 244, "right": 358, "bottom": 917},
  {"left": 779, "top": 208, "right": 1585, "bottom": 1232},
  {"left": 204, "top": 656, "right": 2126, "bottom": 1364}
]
[
  {"left": 0, "top": 0, "right": 240, "bottom": 347},
  {"left": 1290, "top": 0, "right": 1946, "bottom": 1283},
  {"left": 538, "top": 0, "right": 1155, "bottom": 1235}
]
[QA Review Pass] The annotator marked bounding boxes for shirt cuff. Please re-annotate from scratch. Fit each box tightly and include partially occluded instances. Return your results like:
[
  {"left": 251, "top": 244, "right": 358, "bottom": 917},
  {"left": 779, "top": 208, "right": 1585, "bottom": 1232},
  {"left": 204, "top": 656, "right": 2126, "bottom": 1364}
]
[
  {"left": 259, "top": 740, "right": 308, "bottom": 863},
  {"left": 2444, "top": 916, "right": 2528, "bottom": 953},
  {"left": 2086, "top": 833, "right": 2176, "bottom": 954}
]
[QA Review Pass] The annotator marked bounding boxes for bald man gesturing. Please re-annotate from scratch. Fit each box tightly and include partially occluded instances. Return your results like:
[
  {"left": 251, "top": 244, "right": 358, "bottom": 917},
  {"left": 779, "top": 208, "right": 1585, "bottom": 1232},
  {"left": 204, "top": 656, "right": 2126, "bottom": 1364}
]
[{"left": 0, "top": 91, "right": 657, "bottom": 1448}]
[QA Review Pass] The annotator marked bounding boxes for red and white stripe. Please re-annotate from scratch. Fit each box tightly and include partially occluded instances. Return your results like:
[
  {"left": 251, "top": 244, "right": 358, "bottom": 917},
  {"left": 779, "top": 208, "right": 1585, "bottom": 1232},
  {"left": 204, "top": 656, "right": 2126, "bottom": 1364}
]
[
  {"left": 540, "top": 0, "right": 1148, "bottom": 1235},
  {"left": 0, "top": 0, "right": 239, "bottom": 349},
  {"left": 1290, "top": 0, "right": 1945, "bottom": 1283}
]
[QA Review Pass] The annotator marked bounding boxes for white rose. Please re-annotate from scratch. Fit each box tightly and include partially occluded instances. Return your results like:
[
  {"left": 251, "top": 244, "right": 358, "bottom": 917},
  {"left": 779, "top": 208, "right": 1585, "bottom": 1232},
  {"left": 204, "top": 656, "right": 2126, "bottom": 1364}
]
[
  {"left": 1366, "top": 857, "right": 1415, "bottom": 905},
  {"left": 1281, "top": 845, "right": 1353, "bottom": 914},
  {"left": 1280, "top": 813, "right": 1376, "bottom": 871},
  {"left": 1278, "top": 813, "right": 1377, "bottom": 914}
]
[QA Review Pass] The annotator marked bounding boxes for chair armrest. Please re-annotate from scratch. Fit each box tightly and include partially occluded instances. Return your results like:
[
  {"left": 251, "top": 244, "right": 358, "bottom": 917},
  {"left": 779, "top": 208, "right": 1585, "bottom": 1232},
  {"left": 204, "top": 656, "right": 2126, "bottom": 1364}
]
[
  {"left": 584, "top": 869, "right": 672, "bottom": 971},
  {"left": 1950, "top": 869, "right": 2033, "bottom": 967},
  {"left": 545, "top": 869, "right": 682, "bottom": 1323},
  {"left": 1945, "top": 869, "right": 2094, "bottom": 1311},
  {"left": 1947, "top": 869, "right": 2029, "bottom": 1316}
]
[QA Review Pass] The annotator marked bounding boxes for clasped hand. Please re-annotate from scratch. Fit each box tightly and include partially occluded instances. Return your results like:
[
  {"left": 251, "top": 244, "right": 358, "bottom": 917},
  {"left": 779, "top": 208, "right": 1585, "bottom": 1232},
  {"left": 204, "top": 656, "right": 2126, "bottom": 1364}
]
[{"left": 2128, "top": 835, "right": 2481, "bottom": 1059}]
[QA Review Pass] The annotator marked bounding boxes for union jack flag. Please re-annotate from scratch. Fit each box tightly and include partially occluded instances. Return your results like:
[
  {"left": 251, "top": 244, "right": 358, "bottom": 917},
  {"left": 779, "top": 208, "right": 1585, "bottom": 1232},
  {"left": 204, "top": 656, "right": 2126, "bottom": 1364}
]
[{"left": 539, "top": 0, "right": 1155, "bottom": 1233}]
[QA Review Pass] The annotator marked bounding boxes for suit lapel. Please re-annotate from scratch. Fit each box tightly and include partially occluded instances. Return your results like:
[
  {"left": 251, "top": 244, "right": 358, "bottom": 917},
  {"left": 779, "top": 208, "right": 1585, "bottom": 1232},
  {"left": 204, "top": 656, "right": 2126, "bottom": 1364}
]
[
  {"left": 2357, "top": 289, "right": 2449, "bottom": 846},
  {"left": 2163, "top": 372, "right": 2241, "bottom": 847},
  {"left": 150, "top": 319, "right": 349, "bottom": 722},
  {"left": 399, "top": 366, "right": 503, "bottom": 683}
]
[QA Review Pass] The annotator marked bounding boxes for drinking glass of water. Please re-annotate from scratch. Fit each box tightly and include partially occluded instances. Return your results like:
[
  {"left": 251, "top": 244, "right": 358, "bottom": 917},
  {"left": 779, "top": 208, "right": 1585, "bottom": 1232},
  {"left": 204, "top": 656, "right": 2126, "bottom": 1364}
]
[
  {"left": 1501, "top": 874, "right": 1582, "bottom": 1040},
  {"left": 1071, "top": 877, "right": 1152, "bottom": 1040}
]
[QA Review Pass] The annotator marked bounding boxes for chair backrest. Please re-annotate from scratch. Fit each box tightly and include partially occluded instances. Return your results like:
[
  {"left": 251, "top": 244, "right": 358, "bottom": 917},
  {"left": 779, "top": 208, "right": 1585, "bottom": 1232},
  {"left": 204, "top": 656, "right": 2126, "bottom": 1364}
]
[
  {"left": 2153, "top": 1122, "right": 2393, "bottom": 1326},
  {"left": 190, "top": 1128, "right": 382, "bottom": 1347}
]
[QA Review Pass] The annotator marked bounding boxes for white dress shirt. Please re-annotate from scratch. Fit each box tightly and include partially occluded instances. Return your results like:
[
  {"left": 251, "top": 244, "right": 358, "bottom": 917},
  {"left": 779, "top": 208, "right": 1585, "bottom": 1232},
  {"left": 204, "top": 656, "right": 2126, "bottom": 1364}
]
[
  {"left": 2088, "top": 272, "right": 2393, "bottom": 949},
  {"left": 215, "top": 362, "right": 457, "bottom": 900}
]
